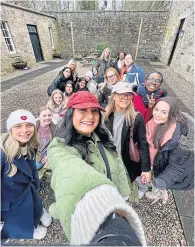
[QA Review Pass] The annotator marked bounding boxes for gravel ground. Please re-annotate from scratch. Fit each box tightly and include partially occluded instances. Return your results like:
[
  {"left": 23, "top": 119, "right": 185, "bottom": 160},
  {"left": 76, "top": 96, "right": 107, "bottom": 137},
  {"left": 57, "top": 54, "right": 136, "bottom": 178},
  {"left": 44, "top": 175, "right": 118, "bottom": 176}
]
[
  {"left": 5, "top": 181, "right": 187, "bottom": 246},
  {"left": 1, "top": 64, "right": 188, "bottom": 246}
]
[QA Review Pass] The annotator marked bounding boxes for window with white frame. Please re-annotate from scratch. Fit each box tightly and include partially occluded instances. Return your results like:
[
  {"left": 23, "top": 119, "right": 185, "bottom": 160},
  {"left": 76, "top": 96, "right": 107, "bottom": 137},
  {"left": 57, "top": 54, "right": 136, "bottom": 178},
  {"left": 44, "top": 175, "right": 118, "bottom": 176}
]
[
  {"left": 1, "top": 21, "right": 16, "bottom": 53},
  {"left": 48, "top": 27, "right": 54, "bottom": 49}
]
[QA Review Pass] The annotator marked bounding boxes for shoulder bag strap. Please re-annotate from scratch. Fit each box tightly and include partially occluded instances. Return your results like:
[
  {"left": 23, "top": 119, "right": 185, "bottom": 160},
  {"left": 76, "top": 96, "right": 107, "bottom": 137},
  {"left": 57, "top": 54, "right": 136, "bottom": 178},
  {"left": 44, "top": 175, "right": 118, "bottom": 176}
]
[
  {"left": 130, "top": 114, "right": 137, "bottom": 138},
  {"left": 135, "top": 72, "right": 139, "bottom": 85},
  {"left": 97, "top": 142, "right": 112, "bottom": 181},
  {"left": 130, "top": 123, "right": 134, "bottom": 138}
]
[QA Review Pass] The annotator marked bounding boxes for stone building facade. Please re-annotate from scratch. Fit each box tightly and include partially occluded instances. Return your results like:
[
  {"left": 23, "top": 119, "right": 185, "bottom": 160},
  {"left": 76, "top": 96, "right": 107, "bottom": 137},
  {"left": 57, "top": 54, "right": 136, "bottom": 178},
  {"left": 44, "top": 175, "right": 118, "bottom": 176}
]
[
  {"left": 1, "top": 0, "right": 194, "bottom": 86},
  {"left": 1, "top": 2, "right": 60, "bottom": 74},
  {"left": 160, "top": 1, "right": 194, "bottom": 83},
  {"left": 56, "top": 10, "right": 168, "bottom": 59}
]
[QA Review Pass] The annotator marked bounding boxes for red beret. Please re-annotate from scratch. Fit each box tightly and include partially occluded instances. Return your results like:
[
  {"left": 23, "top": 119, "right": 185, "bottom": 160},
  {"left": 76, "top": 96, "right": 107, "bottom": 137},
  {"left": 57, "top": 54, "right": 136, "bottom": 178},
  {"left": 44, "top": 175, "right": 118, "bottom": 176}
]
[{"left": 67, "top": 91, "right": 105, "bottom": 112}]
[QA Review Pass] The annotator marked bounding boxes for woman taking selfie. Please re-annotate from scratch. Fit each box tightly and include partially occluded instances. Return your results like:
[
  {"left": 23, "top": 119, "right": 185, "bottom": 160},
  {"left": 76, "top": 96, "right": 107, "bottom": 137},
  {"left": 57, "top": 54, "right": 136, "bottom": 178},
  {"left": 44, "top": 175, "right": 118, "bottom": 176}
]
[
  {"left": 48, "top": 91, "right": 146, "bottom": 246},
  {"left": 1, "top": 109, "right": 51, "bottom": 240},
  {"left": 104, "top": 82, "right": 151, "bottom": 198},
  {"left": 145, "top": 97, "right": 194, "bottom": 204}
]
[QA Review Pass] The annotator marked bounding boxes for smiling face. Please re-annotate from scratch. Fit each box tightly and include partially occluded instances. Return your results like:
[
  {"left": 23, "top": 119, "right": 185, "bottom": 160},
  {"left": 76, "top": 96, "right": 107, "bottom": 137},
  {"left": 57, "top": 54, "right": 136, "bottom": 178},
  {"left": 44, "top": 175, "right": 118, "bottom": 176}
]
[
  {"left": 11, "top": 122, "right": 35, "bottom": 144},
  {"left": 69, "top": 62, "right": 76, "bottom": 72},
  {"left": 106, "top": 70, "right": 117, "bottom": 85},
  {"left": 39, "top": 109, "right": 52, "bottom": 126},
  {"left": 145, "top": 73, "right": 162, "bottom": 92},
  {"left": 65, "top": 83, "right": 73, "bottom": 94},
  {"left": 53, "top": 93, "right": 63, "bottom": 106},
  {"left": 92, "top": 67, "right": 98, "bottom": 75},
  {"left": 73, "top": 108, "right": 100, "bottom": 137},
  {"left": 153, "top": 101, "right": 170, "bottom": 124},
  {"left": 119, "top": 52, "right": 125, "bottom": 60},
  {"left": 85, "top": 76, "right": 91, "bottom": 82},
  {"left": 125, "top": 54, "right": 133, "bottom": 66},
  {"left": 78, "top": 80, "right": 86, "bottom": 89},
  {"left": 63, "top": 68, "right": 71, "bottom": 78},
  {"left": 104, "top": 49, "right": 110, "bottom": 58},
  {"left": 113, "top": 93, "right": 132, "bottom": 111}
]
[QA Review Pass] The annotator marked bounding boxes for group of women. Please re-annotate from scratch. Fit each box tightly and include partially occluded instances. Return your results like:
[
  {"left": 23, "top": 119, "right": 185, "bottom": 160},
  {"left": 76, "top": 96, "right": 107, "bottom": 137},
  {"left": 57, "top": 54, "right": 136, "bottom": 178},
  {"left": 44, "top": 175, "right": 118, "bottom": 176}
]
[{"left": 1, "top": 51, "right": 194, "bottom": 245}]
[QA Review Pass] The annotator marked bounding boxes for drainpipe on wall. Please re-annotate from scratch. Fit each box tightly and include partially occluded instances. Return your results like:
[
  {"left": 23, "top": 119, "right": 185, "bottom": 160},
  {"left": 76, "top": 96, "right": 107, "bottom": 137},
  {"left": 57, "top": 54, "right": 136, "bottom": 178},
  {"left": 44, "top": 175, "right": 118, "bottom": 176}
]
[
  {"left": 70, "top": 21, "right": 75, "bottom": 58},
  {"left": 135, "top": 17, "right": 143, "bottom": 60}
]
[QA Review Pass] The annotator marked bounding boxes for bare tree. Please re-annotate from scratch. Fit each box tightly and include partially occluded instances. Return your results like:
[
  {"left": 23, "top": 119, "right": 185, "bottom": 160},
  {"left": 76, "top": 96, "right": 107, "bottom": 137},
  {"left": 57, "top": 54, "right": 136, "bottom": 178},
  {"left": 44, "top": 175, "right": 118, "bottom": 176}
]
[
  {"left": 3, "top": 0, "right": 171, "bottom": 12},
  {"left": 124, "top": 1, "right": 171, "bottom": 11}
]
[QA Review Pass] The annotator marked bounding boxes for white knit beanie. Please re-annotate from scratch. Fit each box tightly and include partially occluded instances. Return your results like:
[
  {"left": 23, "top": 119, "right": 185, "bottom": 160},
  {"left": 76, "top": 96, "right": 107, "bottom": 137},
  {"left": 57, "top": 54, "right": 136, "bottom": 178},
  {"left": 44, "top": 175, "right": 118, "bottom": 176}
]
[
  {"left": 85, "top": 71, "right": 93, "bottom": 79},
  {"left": 7, "top": 109, "right": 36, "bottom": 131}
]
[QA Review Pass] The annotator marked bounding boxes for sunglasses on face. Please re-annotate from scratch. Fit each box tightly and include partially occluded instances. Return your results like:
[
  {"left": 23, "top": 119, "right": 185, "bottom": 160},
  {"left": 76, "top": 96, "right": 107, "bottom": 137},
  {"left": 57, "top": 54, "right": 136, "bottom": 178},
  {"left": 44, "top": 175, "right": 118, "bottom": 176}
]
[
  {"left": 117, "top": 93, "right": 133, "bottom": 99},
  {"left": 147, "top": 77, "right": 162, "bottom": 85}
]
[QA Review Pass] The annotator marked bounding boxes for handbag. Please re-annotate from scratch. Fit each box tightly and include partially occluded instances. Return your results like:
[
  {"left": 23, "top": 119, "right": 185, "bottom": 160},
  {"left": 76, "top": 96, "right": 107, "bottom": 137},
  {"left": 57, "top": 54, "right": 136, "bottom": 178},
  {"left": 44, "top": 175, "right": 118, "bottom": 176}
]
[
  {"left": 47, "top": 85, "right": 53, "bottom": 96},
  {"left": 129, "top": 121, "right": 140, "bottom": 162}
]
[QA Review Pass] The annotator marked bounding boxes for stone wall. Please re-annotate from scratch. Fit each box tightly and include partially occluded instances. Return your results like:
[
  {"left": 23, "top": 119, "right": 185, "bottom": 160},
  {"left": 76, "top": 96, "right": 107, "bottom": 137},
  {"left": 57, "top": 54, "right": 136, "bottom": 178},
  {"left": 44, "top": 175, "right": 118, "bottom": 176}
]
[
  {"left": 1, "top": 2, "right": 60, "bottom": 74},
  {"left": 56, "top": 11, "right": 168, "bottom": 59},
  {"left": 160, "top": 1, "right": 194, "bottom": 83}
]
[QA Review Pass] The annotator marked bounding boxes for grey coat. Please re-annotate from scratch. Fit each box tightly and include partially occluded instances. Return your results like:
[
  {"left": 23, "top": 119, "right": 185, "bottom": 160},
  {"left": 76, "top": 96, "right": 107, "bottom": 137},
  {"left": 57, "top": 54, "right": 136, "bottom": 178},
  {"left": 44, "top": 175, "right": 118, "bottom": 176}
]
[{"left": 96, "top": 59, "right": 114, "bottom": 77}]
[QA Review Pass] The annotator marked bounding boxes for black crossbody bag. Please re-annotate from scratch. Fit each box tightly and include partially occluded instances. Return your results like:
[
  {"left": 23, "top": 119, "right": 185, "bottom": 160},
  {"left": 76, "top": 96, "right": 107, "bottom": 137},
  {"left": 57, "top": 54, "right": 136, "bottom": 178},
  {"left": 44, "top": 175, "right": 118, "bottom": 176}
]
[{"left": 97, "top": 142, "right": 112, "bottom": 181}]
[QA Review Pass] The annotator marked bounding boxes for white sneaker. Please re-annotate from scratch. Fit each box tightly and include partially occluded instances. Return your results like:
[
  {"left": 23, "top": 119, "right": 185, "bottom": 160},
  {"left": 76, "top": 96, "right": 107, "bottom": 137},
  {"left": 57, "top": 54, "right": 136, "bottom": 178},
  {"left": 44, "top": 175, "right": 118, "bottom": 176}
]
[
  {"left": 33, "top": 225, "right": 47, "bottom": 240},
  {"left": 40, "top": 208, "right": 52, "bottom": 227}
]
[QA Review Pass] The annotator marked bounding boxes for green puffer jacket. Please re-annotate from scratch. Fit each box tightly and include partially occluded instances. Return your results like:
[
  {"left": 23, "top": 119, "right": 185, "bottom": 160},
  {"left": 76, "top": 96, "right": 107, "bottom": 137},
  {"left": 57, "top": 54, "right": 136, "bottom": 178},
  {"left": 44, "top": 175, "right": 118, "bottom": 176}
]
[{"left": 48, "top": 134, "right": 132, "bottom": 240}]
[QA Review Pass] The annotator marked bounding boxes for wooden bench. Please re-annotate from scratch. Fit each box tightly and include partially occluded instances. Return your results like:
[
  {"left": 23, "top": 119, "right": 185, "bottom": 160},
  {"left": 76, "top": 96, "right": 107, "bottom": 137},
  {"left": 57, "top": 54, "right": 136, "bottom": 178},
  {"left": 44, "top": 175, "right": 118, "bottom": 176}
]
[{"left": 81, "top": 55, "right": 99, "bottom": 67}]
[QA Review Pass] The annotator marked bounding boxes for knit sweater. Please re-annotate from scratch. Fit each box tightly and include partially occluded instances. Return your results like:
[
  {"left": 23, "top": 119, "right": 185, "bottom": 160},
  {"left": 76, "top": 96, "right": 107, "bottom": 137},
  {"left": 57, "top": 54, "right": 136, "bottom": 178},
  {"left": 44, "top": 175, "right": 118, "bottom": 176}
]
[{"left": 71, "top": 184, "right": 147, "bottom": 245}]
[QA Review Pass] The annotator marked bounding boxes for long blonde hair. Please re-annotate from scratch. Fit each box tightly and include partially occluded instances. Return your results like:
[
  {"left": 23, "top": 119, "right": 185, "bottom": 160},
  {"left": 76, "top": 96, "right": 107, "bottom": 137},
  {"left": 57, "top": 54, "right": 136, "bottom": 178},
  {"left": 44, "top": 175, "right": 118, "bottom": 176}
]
[
  {"left": 100, "top": 48, "right": 111, "bottom": 61},
  {"left": 67, "top": 59, "right": 77, "bottom": 72},
  {"left": 105, "top": 93, "right": 137, "bottom": 125},
  {"left": 1, "top": 129, "right": 40, "bottom": 177},
  {"left": 47, "top": 89, "right": 66, "bottom": 111}
]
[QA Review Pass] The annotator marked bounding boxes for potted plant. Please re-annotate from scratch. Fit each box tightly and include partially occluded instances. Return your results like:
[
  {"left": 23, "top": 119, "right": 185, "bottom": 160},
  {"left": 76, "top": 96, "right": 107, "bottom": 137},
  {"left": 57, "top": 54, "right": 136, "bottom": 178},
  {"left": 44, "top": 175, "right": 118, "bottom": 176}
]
[
  {"left": 12, "top": 57, "right": 27, "bottom": 69},
  {"left": 52, "top": 49, "right": 62, "bottom": 58}
]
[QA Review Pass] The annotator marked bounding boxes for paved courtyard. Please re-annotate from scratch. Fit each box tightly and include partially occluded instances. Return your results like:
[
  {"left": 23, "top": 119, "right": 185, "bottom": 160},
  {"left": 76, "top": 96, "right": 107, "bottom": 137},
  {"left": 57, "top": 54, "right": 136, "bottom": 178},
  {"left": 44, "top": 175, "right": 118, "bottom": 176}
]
[{"left": 1, "top": 59, "right": 194, "bottom": 246}]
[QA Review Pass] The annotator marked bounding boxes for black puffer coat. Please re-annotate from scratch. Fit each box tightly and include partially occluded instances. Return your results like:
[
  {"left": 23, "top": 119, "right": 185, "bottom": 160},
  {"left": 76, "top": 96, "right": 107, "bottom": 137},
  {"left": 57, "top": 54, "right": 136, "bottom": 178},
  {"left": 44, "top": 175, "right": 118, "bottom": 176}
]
[
  {"left": 98, "top": 84, "right": 112, "bottom": 109},
  {"left": 105, "top": 112, "right": 151, "bottom": 182},
  {"left": 48, "top": 73, "right": 73, "bottom": 96},
  {"left": 153, "top": 121, "right": 194, "bottom": 190},
  {"left": 52, "top": 74, "right": 73, "bottom": 92}
]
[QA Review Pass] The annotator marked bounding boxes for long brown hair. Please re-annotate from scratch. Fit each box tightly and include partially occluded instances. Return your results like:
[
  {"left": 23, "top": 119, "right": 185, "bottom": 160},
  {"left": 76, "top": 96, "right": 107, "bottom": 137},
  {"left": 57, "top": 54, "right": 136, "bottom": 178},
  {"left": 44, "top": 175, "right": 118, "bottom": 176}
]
[
  {"left": 120, "top": 54, "right": 134, "bottom": 80},
  {"left": 152, "top": 97, "right": 185, "bottom": 149}
]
